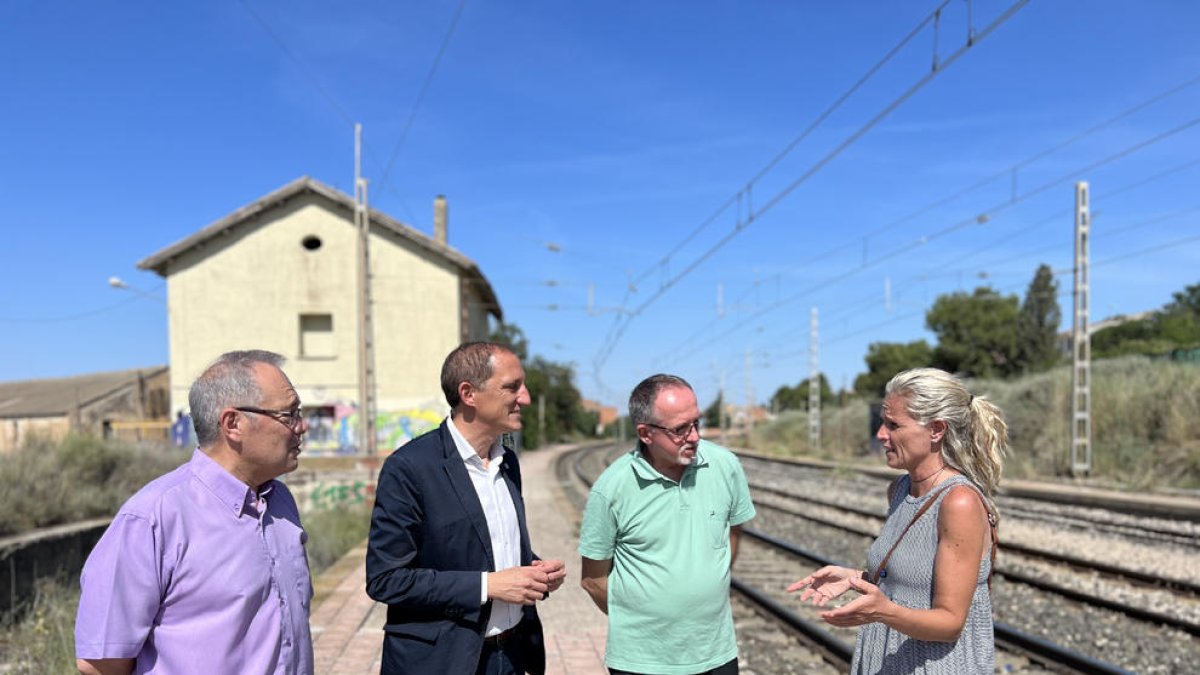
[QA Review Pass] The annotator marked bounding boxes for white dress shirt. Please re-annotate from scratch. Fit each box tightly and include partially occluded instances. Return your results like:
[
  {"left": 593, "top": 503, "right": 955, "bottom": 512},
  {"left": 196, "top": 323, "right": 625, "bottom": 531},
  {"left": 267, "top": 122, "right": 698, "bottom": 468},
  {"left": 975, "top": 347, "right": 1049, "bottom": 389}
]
[{"left": 447, "top": 417, "right": 523, "bottom": 636}]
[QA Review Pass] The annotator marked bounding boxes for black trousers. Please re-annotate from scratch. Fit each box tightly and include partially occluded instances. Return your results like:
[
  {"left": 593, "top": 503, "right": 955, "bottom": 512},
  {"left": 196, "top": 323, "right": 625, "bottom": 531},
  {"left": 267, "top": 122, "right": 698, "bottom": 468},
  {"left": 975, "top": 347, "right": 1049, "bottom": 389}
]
[
  {"left": 609, "top": 656, "right": 738, "bottom": 675},
  {"left": 475, "top": 636, "right": 529, "bottom": 675}
]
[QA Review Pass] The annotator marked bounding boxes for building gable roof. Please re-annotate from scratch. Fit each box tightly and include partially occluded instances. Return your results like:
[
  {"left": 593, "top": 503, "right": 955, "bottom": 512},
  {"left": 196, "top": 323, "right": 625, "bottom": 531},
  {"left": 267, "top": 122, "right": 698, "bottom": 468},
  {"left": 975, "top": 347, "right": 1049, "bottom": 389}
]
[
  {"left": 0, "top": 366, "right": 168, "bottom": 419},
  {"left": 136, "top": 176, "right": 501, "bottom": 318}
]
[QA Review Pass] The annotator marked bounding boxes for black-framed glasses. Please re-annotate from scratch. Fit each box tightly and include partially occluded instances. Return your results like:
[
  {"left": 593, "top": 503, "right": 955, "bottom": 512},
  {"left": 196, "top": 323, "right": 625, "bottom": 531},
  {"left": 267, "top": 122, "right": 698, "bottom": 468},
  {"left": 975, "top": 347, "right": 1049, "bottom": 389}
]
[
  {"left": 643, "top": 417, "right": 702, "bottom": 442},
  {"left": 235, "top": 405, "right": 305, "bottom": 430}
]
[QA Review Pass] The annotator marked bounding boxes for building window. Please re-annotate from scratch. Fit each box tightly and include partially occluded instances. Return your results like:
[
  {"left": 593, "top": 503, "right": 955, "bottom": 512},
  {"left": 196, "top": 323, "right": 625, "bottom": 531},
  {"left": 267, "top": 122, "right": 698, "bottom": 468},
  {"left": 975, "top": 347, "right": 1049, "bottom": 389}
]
[{"left": 300, "top": 314, "right": 335, "bottom": 359}]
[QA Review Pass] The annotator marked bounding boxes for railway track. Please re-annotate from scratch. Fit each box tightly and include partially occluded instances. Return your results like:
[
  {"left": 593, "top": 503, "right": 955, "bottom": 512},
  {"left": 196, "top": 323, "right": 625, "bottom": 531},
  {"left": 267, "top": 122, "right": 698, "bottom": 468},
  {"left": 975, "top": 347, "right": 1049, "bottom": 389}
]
[
  {"left": 558, "top": 443, "right": 855, "bottom": 672},
  {"left": 750, "top": 487, "right": 1200, "bottom": 635},
  {"left": 556, "top": 441, "right": 1195, "bottom": 672},
  {"left": 739, "top": 452, "right": 1200, "bottom": 673}
]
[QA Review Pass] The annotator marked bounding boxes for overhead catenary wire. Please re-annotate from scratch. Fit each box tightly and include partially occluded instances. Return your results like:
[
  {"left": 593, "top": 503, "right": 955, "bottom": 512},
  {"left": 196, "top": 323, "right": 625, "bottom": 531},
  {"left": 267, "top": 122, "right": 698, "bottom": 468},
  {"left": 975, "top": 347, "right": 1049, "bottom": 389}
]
[
  {"left": 375, "top": 0, "right": 470, "bottom": 204},
  {"left": 238, "top": 0, "right": 357, "bottom": 126},
  {"left": 628, "top": 0, "right": 955, "bottom": 292},
  {"left": 681, "top": 71, "right": 1200, "bottom": 365},
  {"left": 654, "top": 75, "right": 1200, "bottom": 365},
  {"left": 593, "top": 0, "right": 981, "bottom": 386},
  {"left": 0, "top": 284, "right": 165, "bottom": 324},
  {"left": 652, "top": 118, "right": 1200, "bottom": 370},
  {"left": 738, "top": 228, "right": 1200, "bottom": 375},
  {"left": 591, "top": 0, "right": 1032, "bottom": 383},
  {"left": 239, "top": 0, "right": 458, "bottom": 226}
]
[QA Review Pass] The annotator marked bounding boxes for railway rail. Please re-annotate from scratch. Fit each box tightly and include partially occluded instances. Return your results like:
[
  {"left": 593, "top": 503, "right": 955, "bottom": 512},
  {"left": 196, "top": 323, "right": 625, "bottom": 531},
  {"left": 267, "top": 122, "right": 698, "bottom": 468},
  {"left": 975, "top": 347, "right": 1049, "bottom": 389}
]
[{"left": 555, "top": 442, "right": 1188, "bottom": 673}]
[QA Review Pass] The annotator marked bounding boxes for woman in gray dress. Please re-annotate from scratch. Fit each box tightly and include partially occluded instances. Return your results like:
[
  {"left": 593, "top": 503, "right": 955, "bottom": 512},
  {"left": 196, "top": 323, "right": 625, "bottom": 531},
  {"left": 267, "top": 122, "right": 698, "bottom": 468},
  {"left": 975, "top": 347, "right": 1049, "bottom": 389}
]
[{"left": 788, "top": 368, "right": 1007, "bottom": 674}]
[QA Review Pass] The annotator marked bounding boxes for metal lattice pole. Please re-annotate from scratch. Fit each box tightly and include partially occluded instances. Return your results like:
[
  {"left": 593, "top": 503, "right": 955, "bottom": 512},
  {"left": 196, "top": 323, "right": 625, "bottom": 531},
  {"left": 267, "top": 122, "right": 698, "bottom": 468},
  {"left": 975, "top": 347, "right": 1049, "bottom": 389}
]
[
  {"left": 745, "top": 348, "right": 755, "bottom": 433},
  {"left": 1070, "top": 181, "right": 1091, "bottom": 476},
  {"left": 809, "top": 308, "right": 821, "bottom": 452}
]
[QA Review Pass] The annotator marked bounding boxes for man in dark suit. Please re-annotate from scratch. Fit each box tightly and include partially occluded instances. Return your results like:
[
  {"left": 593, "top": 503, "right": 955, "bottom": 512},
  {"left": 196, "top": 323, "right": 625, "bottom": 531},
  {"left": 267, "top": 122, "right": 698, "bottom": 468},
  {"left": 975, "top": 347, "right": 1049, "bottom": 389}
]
[{"left": 367, "top": 342, "right": 566, "bottom": 675}]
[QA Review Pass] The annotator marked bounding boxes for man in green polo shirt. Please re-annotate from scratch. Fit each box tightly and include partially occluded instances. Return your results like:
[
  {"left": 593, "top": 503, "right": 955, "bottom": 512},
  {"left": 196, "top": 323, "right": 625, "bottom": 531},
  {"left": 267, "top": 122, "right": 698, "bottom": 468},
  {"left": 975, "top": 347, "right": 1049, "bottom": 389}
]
[{"left": 579, "top": 374, "right": 756, "bottom": 675}]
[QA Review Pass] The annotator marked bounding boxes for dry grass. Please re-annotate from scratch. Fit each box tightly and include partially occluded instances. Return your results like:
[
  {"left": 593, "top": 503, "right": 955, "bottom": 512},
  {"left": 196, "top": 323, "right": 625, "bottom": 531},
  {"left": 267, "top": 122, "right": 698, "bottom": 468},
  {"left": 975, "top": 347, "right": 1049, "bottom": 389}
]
[
  {"left": 0, "top": 434, "right": 188, "bottom": 537},
  {"left": 749, "top": 357, "right": 1200, "bottom": 489},
  {"left": 0, "top": 577, "right": 79, "bottom": 674},
  {"left": 303, "top": 504, "right": 372, "bottom": 575},
  {"left": 0, "top": 499, "right": 370, "bottom": 672}
]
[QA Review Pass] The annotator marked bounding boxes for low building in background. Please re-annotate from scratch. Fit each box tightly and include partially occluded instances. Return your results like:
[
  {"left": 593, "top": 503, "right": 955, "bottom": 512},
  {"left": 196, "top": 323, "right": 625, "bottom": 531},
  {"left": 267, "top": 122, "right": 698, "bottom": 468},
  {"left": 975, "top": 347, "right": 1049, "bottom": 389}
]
[
  {"left": 581, "top": 398, "right": 619, "bottom": 434},
  {"left": 1056, "top": 310, "right": 1154, "bottom": 356},
  {"left": 0, "top": 367, "right": 170, "bottom": 453},
  {"left": 137, "top": 177, "right": 502, "bottom": 454}
]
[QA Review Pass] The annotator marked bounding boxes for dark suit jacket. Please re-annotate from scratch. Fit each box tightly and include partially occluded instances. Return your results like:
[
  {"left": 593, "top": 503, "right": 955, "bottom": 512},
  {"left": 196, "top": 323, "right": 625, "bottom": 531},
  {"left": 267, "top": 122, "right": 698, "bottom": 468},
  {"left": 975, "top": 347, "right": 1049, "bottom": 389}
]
[{"left": 366, "top": 420, "right": 545, "bottom": 675}]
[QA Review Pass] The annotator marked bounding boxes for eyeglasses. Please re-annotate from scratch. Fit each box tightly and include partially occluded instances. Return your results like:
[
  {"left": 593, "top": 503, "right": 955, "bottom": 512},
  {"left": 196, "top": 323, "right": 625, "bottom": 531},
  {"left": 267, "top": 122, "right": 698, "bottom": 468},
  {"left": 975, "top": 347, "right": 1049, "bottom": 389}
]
[
  {"left": 235, "top": 405, "right": 305, "bottom": 431},
  {"left": 643, "top": 417, "right": 702, "bottom": 442}
]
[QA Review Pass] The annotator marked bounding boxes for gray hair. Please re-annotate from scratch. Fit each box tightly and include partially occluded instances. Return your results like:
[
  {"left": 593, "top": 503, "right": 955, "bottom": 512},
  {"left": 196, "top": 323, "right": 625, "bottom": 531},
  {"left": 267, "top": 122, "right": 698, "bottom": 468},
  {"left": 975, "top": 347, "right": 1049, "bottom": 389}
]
[
  {"left": 188, "top": 350, "right": 286, "bottom": 447},
  {"left": 885, "top": 367, "right": 1008, "bottom": 518},
  {"left": 441, "top": 342, "right": 512, "bottom": 410},
  {"left": 628, "top": 374, "right": 693, "bottom": 426}
]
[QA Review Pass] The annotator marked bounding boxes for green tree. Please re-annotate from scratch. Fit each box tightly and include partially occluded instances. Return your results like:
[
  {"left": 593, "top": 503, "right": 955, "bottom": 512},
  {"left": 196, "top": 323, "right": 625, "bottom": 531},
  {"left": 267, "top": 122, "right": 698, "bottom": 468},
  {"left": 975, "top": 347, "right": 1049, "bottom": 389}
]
[
  {"left": 854, "top": 340, "right": 933, "bottom": 398},
  {"left": 488, "top": 322, "right": 596, "bottom": 448},
  {"left": 519, "top": 357, "right": 580, "bottom": 448},
  {"left": 770, "top": 375, "right": 833, "bottom": 412},
  {"left": 1091, "top": 316, "right": 1165, "bottom": 358},
  {"left": 1091, "top": 281, "right": 1200, "bottom": 358},
  {"left": 1160, "top": 282, "right": 1200, "bottom": 348},
  {"left": 704, "top": 393, "right": 723, "bottom": 429},
  {"left": 1166, "top": 282, "right": 1200, "bottom": 316},
  {"left": 1016, "top": 264, "right": 1062, "bottom": 373},
  {"left": 489, "top": 322, "right": 529, "bottom": 361},
  {"left": 926, "top": 287, "right": 1020, "bottom": 378}
]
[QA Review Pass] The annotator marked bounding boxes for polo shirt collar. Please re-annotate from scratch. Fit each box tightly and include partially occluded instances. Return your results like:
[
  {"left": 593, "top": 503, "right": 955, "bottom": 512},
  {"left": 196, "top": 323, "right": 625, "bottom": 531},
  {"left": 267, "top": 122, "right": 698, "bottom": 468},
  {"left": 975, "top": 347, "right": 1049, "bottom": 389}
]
[
  {"left": 190, "top": 449, "right": 264, "bottom": 518},
  {"left": 629, "top": 441, "right": 709, "bottom": 483}
]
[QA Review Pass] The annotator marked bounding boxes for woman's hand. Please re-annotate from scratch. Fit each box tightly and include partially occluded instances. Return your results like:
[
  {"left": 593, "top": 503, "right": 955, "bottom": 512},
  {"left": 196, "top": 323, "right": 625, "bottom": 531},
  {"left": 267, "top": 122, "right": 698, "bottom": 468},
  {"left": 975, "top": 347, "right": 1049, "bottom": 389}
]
[
  {"left": 817, "top": 575, "right": 893, "bottom": 627},
  {"left": 786, "top": 565, "right": 860, "bottom": 607}
]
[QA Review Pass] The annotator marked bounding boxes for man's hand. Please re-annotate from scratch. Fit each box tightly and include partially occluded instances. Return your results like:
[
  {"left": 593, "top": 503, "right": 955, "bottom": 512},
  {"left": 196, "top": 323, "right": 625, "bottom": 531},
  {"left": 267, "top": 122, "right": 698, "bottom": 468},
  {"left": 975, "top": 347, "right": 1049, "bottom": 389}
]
[
  {"left": 487, "top": 566, "right": 550, "bottom": 605},
  {"left": 531, "top": 558, "right": 567, "bottom": 593}
]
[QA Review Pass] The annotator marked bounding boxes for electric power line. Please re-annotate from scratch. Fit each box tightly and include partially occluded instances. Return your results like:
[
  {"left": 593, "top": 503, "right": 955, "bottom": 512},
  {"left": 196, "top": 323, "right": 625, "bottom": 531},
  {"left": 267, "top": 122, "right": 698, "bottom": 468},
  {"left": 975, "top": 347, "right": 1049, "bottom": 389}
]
[
  {"left": 652, "top": 119, "right": 1200, "bottom": 369},
  {"left": 592, "top": 0, "right": 1031, "bottom": 382},
  {"left": 376, "top": 0, "right": 470, "bottom": 201},
  {"left": 656, "top": 75, "right": 1200, "bottom": 364}
]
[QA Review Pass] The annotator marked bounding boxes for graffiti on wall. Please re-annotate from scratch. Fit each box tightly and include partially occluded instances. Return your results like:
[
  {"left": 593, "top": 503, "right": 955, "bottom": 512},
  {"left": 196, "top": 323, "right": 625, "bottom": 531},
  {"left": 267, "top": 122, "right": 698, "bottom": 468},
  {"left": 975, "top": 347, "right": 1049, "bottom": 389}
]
[
  {"left": 302, "top": 402, "right": 443, "bottom": 455},
  {"left": 307, "top": 480, "right": 375, "bottom": 510}
]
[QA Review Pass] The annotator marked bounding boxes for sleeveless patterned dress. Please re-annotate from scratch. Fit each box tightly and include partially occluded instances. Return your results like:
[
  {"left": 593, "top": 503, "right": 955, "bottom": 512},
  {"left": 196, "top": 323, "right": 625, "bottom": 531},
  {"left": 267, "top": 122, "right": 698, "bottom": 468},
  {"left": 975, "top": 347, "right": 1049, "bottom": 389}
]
[{"left": 851, "top": 474, "right": 994, "bottom": 674}]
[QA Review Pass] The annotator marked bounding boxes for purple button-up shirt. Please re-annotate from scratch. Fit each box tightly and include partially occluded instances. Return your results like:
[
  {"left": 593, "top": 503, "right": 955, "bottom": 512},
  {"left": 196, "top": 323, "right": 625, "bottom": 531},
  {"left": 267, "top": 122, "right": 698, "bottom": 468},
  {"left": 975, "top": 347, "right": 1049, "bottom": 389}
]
[{"left": 75, "top": 449, "right": 314, "bottom": 675}]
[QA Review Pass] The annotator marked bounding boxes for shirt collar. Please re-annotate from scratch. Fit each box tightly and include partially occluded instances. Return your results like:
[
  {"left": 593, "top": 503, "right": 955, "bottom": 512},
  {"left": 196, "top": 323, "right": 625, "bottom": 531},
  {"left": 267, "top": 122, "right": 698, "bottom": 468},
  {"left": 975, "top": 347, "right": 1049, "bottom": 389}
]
[
  {"left": 189, "top": 449, "right": 264, "bottom": 518},
  {"left": 447, "top": 416, "right": 504, "bottom": 466},
  {"left": 629, "top": 440, "right": 709, "bottom": 483}
]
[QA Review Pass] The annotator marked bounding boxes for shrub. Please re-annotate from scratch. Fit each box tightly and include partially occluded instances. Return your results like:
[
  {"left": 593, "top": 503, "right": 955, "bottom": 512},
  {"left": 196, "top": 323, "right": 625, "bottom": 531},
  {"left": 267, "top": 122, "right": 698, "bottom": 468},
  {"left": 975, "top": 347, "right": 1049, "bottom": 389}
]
[
  {"left": 303, "top": 504, "right": 372, "bottom": 575},
  {"left": 0, "top": 435, "right": 187, "bottom": 537},
  {"left": 0, "top": 577, "right": 78, "bottom": 674},
  {"left": 749, "top": 357, "right": 1200, "bottom": 489}
]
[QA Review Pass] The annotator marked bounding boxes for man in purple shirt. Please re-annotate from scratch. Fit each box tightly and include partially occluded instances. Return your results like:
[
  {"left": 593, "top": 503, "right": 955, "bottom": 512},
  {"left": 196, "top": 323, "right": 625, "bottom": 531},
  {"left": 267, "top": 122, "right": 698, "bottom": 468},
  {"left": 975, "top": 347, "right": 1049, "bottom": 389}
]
[{"left": 75, "top": 350, "right": 314, "bottom": 675}]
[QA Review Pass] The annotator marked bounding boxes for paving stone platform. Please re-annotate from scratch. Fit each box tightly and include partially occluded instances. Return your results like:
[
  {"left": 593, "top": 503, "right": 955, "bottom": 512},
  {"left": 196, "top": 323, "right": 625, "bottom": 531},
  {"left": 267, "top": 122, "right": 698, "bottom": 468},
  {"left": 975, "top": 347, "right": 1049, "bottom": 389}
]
[{"left": 309, "top": 443, "right": 609, "bottom": 674}]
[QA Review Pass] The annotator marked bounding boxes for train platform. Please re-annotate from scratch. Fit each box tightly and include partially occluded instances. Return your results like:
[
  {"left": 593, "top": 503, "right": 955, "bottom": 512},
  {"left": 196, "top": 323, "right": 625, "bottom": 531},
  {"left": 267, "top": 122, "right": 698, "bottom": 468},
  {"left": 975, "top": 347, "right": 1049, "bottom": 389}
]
[{"left": 308, "top": 443, "right": 609, "bottom": 675}]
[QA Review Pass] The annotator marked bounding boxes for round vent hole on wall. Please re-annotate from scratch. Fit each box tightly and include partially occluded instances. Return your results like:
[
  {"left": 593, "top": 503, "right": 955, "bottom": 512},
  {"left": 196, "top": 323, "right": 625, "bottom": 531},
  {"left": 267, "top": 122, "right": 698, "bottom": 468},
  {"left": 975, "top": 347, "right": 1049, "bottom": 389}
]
[{"left": 302, "top": 235, "right": 323, "bottom": 251}]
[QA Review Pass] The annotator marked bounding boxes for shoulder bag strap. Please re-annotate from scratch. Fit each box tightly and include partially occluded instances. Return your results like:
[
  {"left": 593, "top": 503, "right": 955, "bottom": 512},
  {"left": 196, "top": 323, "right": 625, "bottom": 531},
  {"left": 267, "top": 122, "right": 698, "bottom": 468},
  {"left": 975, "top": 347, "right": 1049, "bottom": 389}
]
[
  {"left": 866, "top": 484, "right": 952, "bottom": 584},
  {"left": 867, "top": 482, "right": 1000, "bottom": 593}
]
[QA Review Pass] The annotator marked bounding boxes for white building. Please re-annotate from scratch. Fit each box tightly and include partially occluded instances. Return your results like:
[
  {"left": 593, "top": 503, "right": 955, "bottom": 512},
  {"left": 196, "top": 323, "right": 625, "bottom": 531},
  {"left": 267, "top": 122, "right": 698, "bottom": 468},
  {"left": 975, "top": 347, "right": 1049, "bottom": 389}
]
[{"left": 138, "top": 177, "right": 501, "bottom": 453}]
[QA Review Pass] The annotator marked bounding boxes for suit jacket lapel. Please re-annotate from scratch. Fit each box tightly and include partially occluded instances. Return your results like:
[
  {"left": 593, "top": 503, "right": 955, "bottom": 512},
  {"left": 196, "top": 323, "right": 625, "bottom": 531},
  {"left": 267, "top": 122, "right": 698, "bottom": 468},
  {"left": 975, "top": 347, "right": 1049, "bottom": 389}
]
[
  {"left": 438, "top": 422, "right": 496, "bottom": 569},
  {"left": 500, "top": 451, "right": 533, "bottom": 565}
]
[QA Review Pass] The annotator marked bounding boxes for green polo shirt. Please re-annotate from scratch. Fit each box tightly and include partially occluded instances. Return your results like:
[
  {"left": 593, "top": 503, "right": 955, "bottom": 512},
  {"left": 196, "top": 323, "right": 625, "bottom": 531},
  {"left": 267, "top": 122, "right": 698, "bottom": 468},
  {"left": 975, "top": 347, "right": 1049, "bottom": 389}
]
[{"left": 579, "top": 440, "right": 756, "bottom": 674}]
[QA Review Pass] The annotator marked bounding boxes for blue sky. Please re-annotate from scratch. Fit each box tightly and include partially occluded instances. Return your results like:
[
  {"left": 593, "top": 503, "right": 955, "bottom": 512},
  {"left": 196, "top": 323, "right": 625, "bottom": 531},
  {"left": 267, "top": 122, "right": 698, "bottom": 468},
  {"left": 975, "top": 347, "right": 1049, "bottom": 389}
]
[{"left": 2, "top": 1, "right": 1198, "bottom": 411}]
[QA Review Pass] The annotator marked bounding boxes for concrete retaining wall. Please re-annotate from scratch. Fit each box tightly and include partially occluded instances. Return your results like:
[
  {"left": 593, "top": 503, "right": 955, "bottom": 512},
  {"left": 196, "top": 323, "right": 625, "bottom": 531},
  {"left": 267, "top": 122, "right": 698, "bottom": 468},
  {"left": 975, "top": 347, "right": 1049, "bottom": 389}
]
[{"left": 0, "top": 518, "right": 110, "bottom": 617}]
